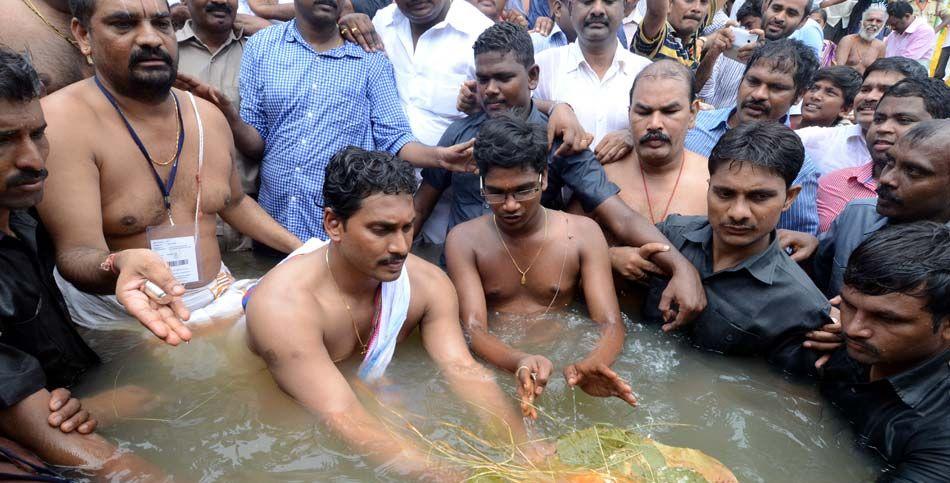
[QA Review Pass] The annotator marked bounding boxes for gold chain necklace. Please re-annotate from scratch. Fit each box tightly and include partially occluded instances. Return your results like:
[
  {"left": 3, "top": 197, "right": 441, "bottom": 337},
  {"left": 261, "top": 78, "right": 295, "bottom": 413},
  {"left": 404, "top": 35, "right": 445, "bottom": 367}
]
[
  {"left": 115, "top": 97, "right": 182, "bottom": 167},
  {"left": 21, "top": 0, "right": 93, "bottom": 64},
  {"left": 325, "top": 247, "right": 368, "bottom": 355},
  {"left": 492, "top": 207, "right": 548, "bottom": 286}
]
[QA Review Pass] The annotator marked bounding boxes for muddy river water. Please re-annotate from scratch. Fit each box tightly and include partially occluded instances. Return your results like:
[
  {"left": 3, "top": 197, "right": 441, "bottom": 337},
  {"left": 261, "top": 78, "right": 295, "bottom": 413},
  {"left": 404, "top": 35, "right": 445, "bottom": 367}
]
[{"left": 67, "top": 249, "right": 881, "bottom": 482}]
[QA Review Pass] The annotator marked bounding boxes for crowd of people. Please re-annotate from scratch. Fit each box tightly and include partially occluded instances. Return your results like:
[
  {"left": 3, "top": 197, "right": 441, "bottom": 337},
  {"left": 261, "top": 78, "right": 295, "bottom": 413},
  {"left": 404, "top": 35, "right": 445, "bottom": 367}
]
[{"left": 1, "top": 0, "right": 949, "bottom": 480}]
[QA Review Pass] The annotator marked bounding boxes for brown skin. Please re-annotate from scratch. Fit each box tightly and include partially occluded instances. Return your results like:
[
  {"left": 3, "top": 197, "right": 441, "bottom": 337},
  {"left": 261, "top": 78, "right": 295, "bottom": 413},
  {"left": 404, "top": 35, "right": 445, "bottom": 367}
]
[
  {"left": 865, "top": 95, "right": 932, "bottom": 169},
  {"left": 0, "top": 0, "right": 94, "bottom": 93},
  {"left": 248, "top": 0, "right": 297, "bottom": 20},
  {"left": 834, "top": 13, "right": 886, "bottom": 75},
  {"left": 728, "top": 60, "right": 803, "bottom": 127},
  {"left": 178, "top": 0, "right": 476, "bottom": 172},
  {"left": 640, "top": 0, "right": 723, "bottom": 89},
  {"left": 37, "top": 0, "right": 300, "bottom": 330},
  {"left": 838, "top": 285, "right": 950, "bottom": 381},
  {"left": 246, "top": 193, "right": 540, "bottom": 478},
  {"left": 876, "top": 136, "right": 950, "bottom": 224},
  {"left": 707, "top": 162, "right": 800, "bottom": 272},
  {"left": 760, "top": 0, "right": 809, "bottom": 41},
  {"left": 800, "top": 78, "right": 851, "bottom": 128},
  {"left": 394, "top": 0, "right": 452, "bottom": 46},
  {"left": 886, "top": 12, "right": 914, "bottom": 35},
  {"left": 444, "top": 166, "right": 635, "bottom": 419},
  {"left": 852, "top": 70, "right": 908, "bottom": 133},
  {"left": 183, "top": 0, "right": 240, "bottom": 52}
]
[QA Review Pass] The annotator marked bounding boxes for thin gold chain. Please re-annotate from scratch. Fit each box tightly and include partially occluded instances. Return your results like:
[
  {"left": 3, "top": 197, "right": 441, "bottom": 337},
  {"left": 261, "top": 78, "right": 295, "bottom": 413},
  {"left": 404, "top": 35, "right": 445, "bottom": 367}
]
[
  {"left": 492, "top": 207, "right": 548, "bottom": 286},
  {"left": 21, "top": 0, "right": 82, "bottom": 51},
  {"left": 325, "top": 247, "right": 368, "bottom": 355},
  {"left": 151, "top": 99, "right": 182, "bottom": 166}
]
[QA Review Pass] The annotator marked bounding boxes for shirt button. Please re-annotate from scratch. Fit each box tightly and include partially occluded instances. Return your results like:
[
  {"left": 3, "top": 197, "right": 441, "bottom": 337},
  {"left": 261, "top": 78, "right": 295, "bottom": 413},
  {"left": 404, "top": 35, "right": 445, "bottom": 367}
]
[
  {"left": 290, "top": 196, "right": 297, "bottom": 202},
  {"left": 301, "top": 139, "right": 308, "bottom": 146},
  {"left": 307, "top": 112, "right": 314, "bottom": 119},
  {"left": 295, "top": 166, "right": 301, "bottom": 172},
  {"left": 311, "top": 82, "right": 318, "bottom": 90},
  {"left": 725, "top": 334, "right": 735, "bottom": 342}
]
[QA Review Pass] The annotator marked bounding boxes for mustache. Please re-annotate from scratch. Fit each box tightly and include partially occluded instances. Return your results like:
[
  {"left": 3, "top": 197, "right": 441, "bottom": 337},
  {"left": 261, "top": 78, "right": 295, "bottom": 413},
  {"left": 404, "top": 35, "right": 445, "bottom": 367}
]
[
  {"left": 843, "top": 334, "right": 880, "bottom": 355},
  {"left": 742, "top": 100, "right": 768, "bottom": 111},
  {"left": 129, "top": 46, "right": 173, "bottom": 68},
  {"left": 684, "top": 13, "right": 703, "bottom": 21},
  {"left": 876, "top": 184, "right": 902, "bottom": 205},
  {"left": 6, "top": 168, "right": 48, "bottom": 188},
  {"left": 639, "top": 131, "right": 671, "bottom": 144},
  {"left": 584, "top": 15, "right": 609, "bottom": 26},
  {"left": 205, "top": 2, "right": 233, "bottom": 14},
  {"left": 379, "top": 256, "right": 406, "bottom": 266}
]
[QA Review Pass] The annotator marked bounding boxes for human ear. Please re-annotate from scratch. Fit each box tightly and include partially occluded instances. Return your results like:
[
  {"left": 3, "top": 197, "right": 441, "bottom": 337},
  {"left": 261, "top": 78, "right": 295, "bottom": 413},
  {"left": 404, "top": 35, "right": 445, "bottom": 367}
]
[
  {"left": 324, "top": 208, "right": 345, "bottom": 242},
  {"left": 782, "top": 185, "right": 802, "bottom": 211}
]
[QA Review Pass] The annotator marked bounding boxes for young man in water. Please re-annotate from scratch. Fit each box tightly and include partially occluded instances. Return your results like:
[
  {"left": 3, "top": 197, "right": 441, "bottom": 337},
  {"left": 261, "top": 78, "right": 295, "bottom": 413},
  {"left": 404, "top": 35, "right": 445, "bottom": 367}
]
[
  {"left": 244, "top": 148, "right": 540, "bottom": 479},
  {"left": 444, "top": 115, "right": 636, "bottom": 419},
  {"left": 416, "top": 22, "right": 707, "bottom": 332},
  {"left": 807, "top": 222, "right": 950, "bottom": 480},
  {"left": 643, "top": 122, "right": 830, "bottom": 371}
]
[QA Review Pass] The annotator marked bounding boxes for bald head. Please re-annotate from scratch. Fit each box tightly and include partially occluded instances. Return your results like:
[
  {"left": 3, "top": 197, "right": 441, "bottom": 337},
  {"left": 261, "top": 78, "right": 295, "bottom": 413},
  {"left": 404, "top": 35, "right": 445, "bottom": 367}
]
[{"left": 629, "top": 60, "right": 696, "bottom": 105}]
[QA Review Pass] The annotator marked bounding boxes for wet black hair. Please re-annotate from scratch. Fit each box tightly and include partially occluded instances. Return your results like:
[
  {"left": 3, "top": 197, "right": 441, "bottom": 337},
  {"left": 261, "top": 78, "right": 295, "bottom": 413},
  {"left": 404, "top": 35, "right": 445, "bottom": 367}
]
[
  {"left": 743, "top": 38, "right": 819, "bottom": 96},
  {"left": 474, "top": 113, "right": 547, "bottom": 177},
  {"left": 881, "top": 78, "right": 950, "bottom": 120},
  {"left": 811, "top": 66, "right": 863, "bottom": 109},
  {"left": 473, "top": 22, "right": 535, "bottom": 69},
  {"left": 708, "top": 121, "right": 804, "bottom": 188},
  {"left": 323, "top": 147, "right": 418, "bottom": 222},
  {"left": 885, "top": 0, "right": 913, "bottom": 19},
  {"left": 863, "top": 56, "right": 929, "bottom": 81},
  {"left": 845, "top": 221, "right": 950, "bottom": 332},
  {"left": 0, "top": 46, "right": 42, "bottom": 102},
  {"left": 629, "top": 59, "right": 697, "bottom": 104}
]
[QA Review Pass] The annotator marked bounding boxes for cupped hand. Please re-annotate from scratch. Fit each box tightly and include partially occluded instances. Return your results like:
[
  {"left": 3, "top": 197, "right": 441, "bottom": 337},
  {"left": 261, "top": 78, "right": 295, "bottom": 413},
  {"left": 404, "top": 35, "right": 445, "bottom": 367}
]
[
  {"left": 114, "top": 249, "right": 192, "bottom": 345},
  {"left": 563, "top": 360, "right": 637, "bottom": 406}
]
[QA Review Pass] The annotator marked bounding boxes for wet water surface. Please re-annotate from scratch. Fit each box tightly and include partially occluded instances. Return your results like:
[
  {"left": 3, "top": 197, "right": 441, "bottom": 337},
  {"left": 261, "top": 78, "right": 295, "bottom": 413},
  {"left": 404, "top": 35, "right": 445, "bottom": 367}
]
[{"left": 69, "top": 250, "right": 881, "bottom": 481}]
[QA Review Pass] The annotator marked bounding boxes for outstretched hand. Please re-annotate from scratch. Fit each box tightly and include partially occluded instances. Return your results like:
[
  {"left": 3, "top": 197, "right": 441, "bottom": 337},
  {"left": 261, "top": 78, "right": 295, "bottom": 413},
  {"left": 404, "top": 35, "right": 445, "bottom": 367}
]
[
  {"left": 548, "top": 104, "right": 594, "bottom": 157},
  {"left": 114, "top": 249, "right": 192, "bottom": 346},
  {"left": 515, "top": 355, "right": 554, "bottom": 420},
  {"left": 438, "top": 138, "right": 477, "bottom": 173},
  {"left": 175, "top": 72, "right": 232, "bottom": 113},
  {"left": 564, "top": 360, "right": 637, "bottom": 407}
]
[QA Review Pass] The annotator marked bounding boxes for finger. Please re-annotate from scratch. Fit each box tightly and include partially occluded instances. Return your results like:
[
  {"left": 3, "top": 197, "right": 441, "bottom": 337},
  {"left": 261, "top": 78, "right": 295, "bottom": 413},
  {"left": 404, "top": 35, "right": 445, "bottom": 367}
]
[
  {"left": 49, "top": 388, "right": 70, "bottom": 411},
  {"left": 159, "top": 305, "right": 192, "bottom": 343},
  {"left": 639, "top": 242, "right": 671, "bottom": 259},
  {"left": 50, "top": 397, "right": 81, "bottom": 428},
  {"left": 788, "top": 248, "right": 810, "bottom": 262},
  {"left": 563, "top": 365, "right": 580, "bottom": 387},
  {"left": 821, "top": 322, "right": 842, "bottom": 333},
  {"left": 352, "top": 27, "right": 373, "bottom": 52},
  {"left": 815, "top": 353, "right": 832, "bottom": 369},
  {"left": 803, "top": 341, "right": 843, "bottom": 351},
  {"left": 663, "top": 305, "right": 689, "bottom": 333},
  {"left": 805, "top": 331, "right": 842, "bottom": 343},
  {"left": 78, "top": 419, "right": 98, "bottom": 434},
  {"left": 60, "top": 409, "right": 90, "bottom": 433},
  {"left": 829, "top": 295, "right": 841, "bottom": 306}
]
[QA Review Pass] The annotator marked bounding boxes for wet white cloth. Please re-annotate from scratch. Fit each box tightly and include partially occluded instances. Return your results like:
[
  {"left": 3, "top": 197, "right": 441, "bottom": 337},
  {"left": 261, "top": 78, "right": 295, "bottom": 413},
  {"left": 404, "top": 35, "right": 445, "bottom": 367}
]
[
  {"left": 273, "top": 238, "right": 411, "bottom": 381},
  {"left": 54, "top": 263, "right": 241, "bottom": 331}
]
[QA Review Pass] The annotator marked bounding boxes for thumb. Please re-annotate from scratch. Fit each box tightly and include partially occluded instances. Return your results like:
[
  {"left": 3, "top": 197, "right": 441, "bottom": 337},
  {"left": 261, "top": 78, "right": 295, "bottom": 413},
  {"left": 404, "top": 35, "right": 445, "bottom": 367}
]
[
  {"left": 829, "top": 295, "right": 841, "bottom": 307},
  {"left": 638, "top": 242, "right": 670, "bottom": 259},
  {"left": 563, "top": 365, "right": 579, "bottom": 386}
]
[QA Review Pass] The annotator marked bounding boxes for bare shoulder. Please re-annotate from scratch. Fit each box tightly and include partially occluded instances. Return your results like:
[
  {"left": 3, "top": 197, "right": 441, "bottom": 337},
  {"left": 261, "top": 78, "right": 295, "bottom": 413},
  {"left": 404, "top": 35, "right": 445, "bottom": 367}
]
[
  {"left": 602, "top": 152, "right": 635, "bottom": 180},
  {"left": 406, "top": 254, "right": 454, "bottom": 297},
  {"left": 444, "top": 215, "right": 492, "bottom": 250},
  {"left": 245, "top": 254, "right": 321, "bottom": 333},
  {"left": 40, "top": 79, "right": 97, "bottom": 121},
  {"left": 177, "top": 88, "right": 229, "bottom": 127},
  {"left": 561, "top": 211, "right": 606, "bottom": 244},
  {"left": 685, "top": 150, "right": 710, "bottom": 174}
]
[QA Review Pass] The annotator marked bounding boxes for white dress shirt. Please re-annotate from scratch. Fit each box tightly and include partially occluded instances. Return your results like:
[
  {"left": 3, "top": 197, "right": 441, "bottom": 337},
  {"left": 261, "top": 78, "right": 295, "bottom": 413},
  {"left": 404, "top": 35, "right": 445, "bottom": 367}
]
[
  {"left": 796, "top": 123, "right": 871, "bottom": 175},
  {"left": 534, "top": 41, "right": 652, "bottom": 147},
  {"left": 373, "top": 1, "right": 493, "bottom": 145}
]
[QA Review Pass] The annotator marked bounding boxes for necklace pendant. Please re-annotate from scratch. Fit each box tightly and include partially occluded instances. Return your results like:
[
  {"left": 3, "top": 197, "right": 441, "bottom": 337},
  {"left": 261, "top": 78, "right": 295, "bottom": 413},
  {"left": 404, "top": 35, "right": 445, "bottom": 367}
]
[{"left": 520, "top": 273, "right": 527, "bottom": 285}]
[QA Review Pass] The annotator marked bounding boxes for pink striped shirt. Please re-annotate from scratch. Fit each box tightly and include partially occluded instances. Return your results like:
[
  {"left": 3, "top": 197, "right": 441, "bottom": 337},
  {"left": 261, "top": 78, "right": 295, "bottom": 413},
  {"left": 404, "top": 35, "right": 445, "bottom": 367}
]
[{"left": 817, "top": 161, "right": 877, "bottom": 233}]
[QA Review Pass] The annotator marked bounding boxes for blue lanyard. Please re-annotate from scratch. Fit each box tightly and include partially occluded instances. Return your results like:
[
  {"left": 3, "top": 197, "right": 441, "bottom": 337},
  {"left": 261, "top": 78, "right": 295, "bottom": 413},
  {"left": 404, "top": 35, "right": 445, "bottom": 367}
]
[{"left": 94, "top": 76, "right": 184, "bottom": 211}]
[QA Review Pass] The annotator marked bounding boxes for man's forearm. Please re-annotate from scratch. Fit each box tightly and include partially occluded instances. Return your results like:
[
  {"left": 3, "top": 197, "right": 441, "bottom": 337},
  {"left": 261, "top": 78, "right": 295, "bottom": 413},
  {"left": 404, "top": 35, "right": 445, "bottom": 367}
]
[
  {"left": 222, "top": 106, "right": 266, "bottom": 161},
  {"left": 56, "top": 247, "right": 117, "bottom": 295},
  {"left": 219, "top": 195, "right": 301, "bottom": 253},
  {"left": 694, "top": 51, "right": 720, "bottom": 92},
  {"left": 441, "top": 357, "right": 527, "bottom": 444},
  {"left": 593, "top": 197, "right": 689, "bottom": 275},
  {"left": 398, "top": 142, "right": 443, "bottom": 169},
  {"left": 468, "top": 327, "right": 533, "bottom": 373},
  {"left": 0, "top": 390, "right": 166, "bottom": 481},
  {"left": 583, "top": 316, "right": 625, "bottom": 367},
  {"left": 248, "top": 0, "right": 296, "bottom": 20}
]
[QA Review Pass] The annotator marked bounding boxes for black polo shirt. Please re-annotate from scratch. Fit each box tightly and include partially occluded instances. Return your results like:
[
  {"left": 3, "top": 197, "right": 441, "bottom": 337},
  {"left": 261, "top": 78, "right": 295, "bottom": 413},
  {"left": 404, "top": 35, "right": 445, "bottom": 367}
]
[
  {"left": 642, "top": 215, "right": 831, "bottom": 374},
  {"left": 819, "top": 348, "right": 950, "bottom": 481},
  {"left": 0, "top": 210, "right": 98, "bottom": 409}
]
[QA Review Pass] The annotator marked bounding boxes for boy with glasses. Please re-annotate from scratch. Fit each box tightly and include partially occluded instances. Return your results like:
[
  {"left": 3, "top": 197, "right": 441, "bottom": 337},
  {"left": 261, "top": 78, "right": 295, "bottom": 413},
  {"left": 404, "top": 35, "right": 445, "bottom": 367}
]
[{"left": 444, "top": 114, "right": 637, "bottom": 420}]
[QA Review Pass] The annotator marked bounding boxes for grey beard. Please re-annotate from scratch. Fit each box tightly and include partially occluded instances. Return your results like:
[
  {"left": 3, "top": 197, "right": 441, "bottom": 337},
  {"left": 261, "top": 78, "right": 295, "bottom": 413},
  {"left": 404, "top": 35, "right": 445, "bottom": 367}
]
[{"left": 858, "top": 28, "right": 877, "bottom": 41}]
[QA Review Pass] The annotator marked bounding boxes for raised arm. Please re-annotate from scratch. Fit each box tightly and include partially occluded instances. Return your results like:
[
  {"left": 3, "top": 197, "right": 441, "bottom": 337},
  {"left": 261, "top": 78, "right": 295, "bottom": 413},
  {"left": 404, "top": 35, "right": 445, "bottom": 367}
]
[
  {"left": 412, "top": 177, "right": 447, "bottom": 237},
  {"left": 416, "top": 260, "right": 535, "bottom": 447},
  {"left": 641, "top": 0, "right": 671, "bottom": 42},
  {"left": 244, "top": 287, "right": 447, "bottom": 477},
  {"left": 174, "top": 72, "right": 264, "bottom": 161},
  {"left": 247, "top": 0, "right": 296, "bottom": 20}
]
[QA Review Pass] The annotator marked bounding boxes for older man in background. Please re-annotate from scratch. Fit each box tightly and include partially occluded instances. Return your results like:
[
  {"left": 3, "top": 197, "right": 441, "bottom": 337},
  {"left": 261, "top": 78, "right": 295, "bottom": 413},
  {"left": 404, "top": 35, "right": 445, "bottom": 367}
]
[{"left": 834, "top": 4, "right": 886, "bottom": 74}]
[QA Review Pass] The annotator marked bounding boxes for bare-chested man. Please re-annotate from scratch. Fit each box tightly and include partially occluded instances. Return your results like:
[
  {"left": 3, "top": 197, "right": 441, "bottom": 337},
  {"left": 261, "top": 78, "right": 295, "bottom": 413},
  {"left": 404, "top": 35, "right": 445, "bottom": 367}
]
[
  {"left": 834, "top": 5, "right": 886, "bottom": 75},
  {"left": 37, "top": 0, "right": 301, "bottom": 339},
  {"left": 583, "top": 61, "right": 708, "bottom": 281},
  {"left": 445, "top": 115, "right": 636, "bottom": 419},
  {"left": 244, "top": 147, "right": 541, "bottom": 478},
  {"left": 1, "top": 0, "right": 94, "bottom": 93}
]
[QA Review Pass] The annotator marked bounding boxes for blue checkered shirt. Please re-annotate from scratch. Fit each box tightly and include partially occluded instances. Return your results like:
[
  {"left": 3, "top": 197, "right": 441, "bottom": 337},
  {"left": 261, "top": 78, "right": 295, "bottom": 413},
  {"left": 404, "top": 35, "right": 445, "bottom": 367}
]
[
  {"left": 240, "top": 21, "right": 416, "bottom": 241},
  {"left": 685, "top": 107, "right": 820, "bottom": 235}
]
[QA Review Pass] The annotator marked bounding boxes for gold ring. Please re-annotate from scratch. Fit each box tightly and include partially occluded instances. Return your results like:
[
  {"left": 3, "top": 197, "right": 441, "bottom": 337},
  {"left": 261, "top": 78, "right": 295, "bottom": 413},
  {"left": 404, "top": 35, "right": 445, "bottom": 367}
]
[
  {"left": 351, "top": 27, "right": 360, "bottom": 34},
  {"left": 339, "top": 25, "right": 350, "bottom": 34}
]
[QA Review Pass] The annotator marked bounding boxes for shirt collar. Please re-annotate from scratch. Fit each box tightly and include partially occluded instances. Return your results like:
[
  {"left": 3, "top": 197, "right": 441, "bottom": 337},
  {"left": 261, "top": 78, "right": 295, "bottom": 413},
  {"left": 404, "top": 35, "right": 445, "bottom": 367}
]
[
  {"left": 389, "top": 0, "right": 487, "bottom": 36},
  {"left": 176, "top": 20, "right": 245, "bottom": 47},
  {"left": 698, "top": 107, "right": 734, "bottom": 134},
  {"left": 564, "top": 40, "right": 630, "bottom": 75},
  {"left": 284, "top": 20, "right": 365, "bottom": 58},
  {"left": 886, "top": 349, "right": 950, "bottom": 409},
  {"left": 681, "top": 221, "right": 781, "bottom": 285},
  {"left": 901, "top": 16, "right": 924, "bottom": 35}
]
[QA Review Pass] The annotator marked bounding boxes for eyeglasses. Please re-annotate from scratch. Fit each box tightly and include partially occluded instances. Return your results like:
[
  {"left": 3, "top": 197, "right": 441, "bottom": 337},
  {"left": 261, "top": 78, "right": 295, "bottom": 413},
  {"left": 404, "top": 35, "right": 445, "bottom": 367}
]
[{"left": 479, "top": 174, "right": 543, "bottom": 205}]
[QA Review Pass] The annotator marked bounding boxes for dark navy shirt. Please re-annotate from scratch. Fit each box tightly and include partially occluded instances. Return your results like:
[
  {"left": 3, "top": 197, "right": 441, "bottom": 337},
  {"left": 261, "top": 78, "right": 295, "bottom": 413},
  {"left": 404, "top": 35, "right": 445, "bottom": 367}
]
[
  {"left": 643, "top": 215, "right": 830, "bottom": 373},
  {"left": 0, "top": 211, "right": 98, "bottom": 408},
  {"left": 819, "top": 348, "right": 950, "bottom": 482},
  {"left": 421, "top": 104, "right": 619, "bottom": 235}
]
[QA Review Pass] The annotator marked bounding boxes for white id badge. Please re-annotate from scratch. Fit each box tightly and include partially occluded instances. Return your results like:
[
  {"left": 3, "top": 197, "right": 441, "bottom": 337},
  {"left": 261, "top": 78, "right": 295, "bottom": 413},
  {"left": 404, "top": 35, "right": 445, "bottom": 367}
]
[{"left": 146, "top": 224, "right": 201, "bottom": 286}]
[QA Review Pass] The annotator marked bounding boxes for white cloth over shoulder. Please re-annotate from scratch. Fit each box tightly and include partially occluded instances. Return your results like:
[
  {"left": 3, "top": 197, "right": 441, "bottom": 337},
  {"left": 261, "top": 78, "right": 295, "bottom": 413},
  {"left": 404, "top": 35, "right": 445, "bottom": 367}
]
[{"left": 275, "top": 238, "right": 411, "bottom": 382}]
